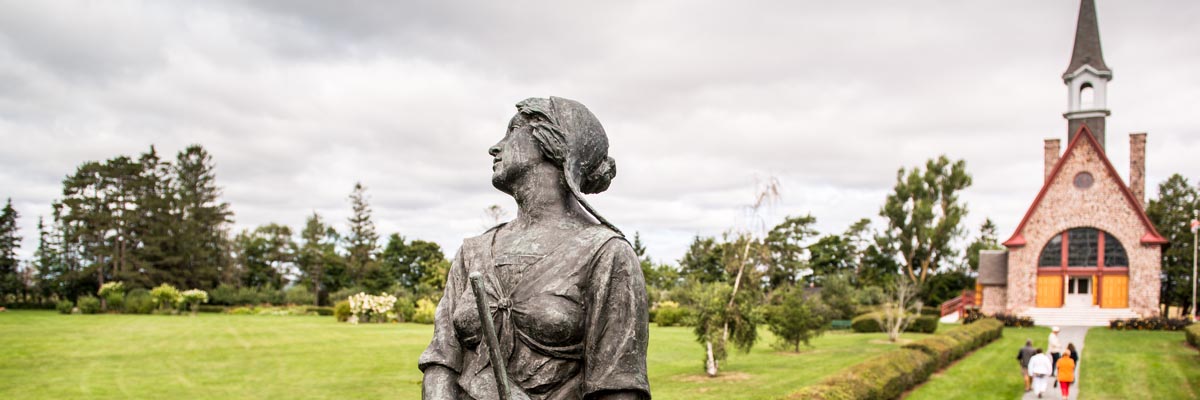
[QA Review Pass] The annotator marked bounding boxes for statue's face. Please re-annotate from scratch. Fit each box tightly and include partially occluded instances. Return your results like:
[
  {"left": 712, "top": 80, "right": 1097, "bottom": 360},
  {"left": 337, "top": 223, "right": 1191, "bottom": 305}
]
[{"left": 489, "top": 114, "right": 545, "bottom": 194}]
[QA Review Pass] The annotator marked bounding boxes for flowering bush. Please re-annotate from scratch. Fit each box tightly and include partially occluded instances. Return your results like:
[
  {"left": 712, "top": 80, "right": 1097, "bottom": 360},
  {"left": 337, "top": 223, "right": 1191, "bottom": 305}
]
[
  {"left": 346, "top": 292, "right": 398, "bottom": 324},
  {"left": 150, "top": 284, "right": 182, "bottom": 310},
  {"left": 181, "top": 289, "right": 209, "bottom": 315},
  {"left": 1109, "top": 316, "right": 1193, "bottom": 331},
  {"left": 98, "top": 282, "right": 125, "bottom": 298}
]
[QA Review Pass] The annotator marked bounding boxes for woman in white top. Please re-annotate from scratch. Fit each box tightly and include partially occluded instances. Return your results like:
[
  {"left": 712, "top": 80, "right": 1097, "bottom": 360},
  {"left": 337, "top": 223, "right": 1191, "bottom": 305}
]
[{"left": 1027, "top": 348, "right": 1053, "bottom": 398}]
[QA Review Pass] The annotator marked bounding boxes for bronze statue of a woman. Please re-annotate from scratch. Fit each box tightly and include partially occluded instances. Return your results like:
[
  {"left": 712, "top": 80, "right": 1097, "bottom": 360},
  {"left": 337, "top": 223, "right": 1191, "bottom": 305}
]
[{"left": 419, "top": 97, "right": 650, "bottom": 400}]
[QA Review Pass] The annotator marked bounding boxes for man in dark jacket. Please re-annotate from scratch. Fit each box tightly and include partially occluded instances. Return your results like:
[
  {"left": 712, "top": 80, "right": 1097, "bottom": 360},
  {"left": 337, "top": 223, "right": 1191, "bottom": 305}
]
[{"left": 1017, "top": 339, "right": 1037, "bottom": 392}]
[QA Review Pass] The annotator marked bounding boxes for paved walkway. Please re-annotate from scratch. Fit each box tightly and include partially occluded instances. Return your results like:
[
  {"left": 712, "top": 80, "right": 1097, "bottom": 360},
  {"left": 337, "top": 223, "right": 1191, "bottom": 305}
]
[{"left": 1021, "top": 326, "right": 1088, "bottom": 400}]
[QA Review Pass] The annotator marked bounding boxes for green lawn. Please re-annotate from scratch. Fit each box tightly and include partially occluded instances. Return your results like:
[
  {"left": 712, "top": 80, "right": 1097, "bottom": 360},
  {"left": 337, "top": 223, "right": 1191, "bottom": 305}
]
[
  {"left": 1082, "top": 329, "right": 1200, "bottom": 399},
  {"left": 905, "top": 326, "right": 1049, "bottom": 400},
  {"left": 0, "top": 311, "right": 932, "bottom": 399}
]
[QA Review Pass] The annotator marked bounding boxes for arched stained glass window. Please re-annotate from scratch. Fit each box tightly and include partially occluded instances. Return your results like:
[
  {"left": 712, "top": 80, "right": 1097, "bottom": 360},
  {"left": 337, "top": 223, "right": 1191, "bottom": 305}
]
[
  {"left": 1037, "top": 228, "right": 1127, "bottom": 268},
  {"left": 1038, "top": 235, "right": 1062, "bottom": 267},
  {"left": 1103, "top": 232, "right": 1128, "bottom": 266}
]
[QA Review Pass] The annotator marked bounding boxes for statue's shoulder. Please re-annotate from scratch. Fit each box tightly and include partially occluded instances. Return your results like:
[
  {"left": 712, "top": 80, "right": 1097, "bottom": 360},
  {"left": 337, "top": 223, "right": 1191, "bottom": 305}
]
[{"left": 459, "top": 223, "right": 504, "bottom": 252}]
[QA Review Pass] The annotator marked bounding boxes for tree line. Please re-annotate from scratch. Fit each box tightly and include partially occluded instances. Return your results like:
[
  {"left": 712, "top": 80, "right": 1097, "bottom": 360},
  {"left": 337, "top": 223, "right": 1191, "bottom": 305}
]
[{"left": 0, "top": 145, "right": 448, "bottom": 307}]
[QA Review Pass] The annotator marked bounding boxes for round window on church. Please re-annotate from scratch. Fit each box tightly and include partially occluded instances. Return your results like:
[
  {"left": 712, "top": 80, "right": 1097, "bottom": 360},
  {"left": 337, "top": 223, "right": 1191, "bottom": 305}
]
[{"left": 1073, "top": 172, "right": 1094, "bottom": 189}]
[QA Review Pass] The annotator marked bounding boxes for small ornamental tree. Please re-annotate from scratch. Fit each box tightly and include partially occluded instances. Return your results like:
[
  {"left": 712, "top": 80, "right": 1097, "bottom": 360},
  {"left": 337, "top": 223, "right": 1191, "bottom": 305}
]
[
  {"left": 97, "top": 282, "right": 125, "bottom": 312},
  {"left": 689, "top": 281, "right": 759, "bottom": 377},
  {"left": 150, "top": 284, "right": 182, "bottom": 311},
  {"left": 180, "top": 289, "right": 209, "bottom": 316},
  {"left": 766, "top": 286, "right": 831, "bottom": 352},
  {"left": 874, "top": 280, "right": 924, "bottom": 342}
]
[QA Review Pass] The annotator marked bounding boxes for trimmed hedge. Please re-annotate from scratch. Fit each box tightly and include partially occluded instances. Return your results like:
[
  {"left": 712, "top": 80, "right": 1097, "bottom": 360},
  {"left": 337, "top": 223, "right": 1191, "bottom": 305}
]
[
  {"left": 962, "top": 309, "right": 1033, "bottom": 327},
  {"left": 850, "top": 313, "right": 938, "bottom": 334},
  {"left": 197, "top": 305, "right": 226, "bottom": 313},
  {"left": 1186, "top": 324, "right": 1200, "bottom": 348},
  {"left": 1109, "top": 317, "right": 1193, "bottom": 331},
  {"left": 795, "top": 318, "right": 1005, "bottom": 400},
  {"left": 790, "top": 349, "right": 934, "bottom": 400}
]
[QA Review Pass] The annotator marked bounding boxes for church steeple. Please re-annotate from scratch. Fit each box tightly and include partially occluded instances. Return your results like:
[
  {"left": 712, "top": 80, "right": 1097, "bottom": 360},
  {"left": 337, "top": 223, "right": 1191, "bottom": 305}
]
[{"left": 1063, "top": 0, "right": 1112, "bottom": 150}]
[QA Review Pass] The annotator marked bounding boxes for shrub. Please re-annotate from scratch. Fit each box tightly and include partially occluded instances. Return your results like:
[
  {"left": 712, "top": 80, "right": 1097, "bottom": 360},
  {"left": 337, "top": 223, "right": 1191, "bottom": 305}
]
[
  {"left": 767, "top": 287, "right": 831, "bottom": 351},
  {"left": 992, "top": 313, "right": 1034, "bottom": 327},
  {"left": 851, "top": 312, "right": 936, "bottom": 333},
  {"left": 180, "top": 289, "right": 209, "bottom": 315},
  {"left": 98, "top": 281, "right": 125, "bottom": 298},
  {"left": 412, "top": 298, "right": 437, "bottom": 324},
  {"left": 104, "top": 293, "right": 125, "bottom": 312},
  {"left": 210, "top": 284, "right": 238, "bottom": 305},
  {"left": 307, "top": 306, "right": 334, "bottom": 316},
  {"left": 962, "top": 308, "right": 984, "bottom": 324},
  {"left": 394, "top": 297, "right": 416, "bottom": 322},
  {"left": 150, "top": 284, "right": 182, "bottom": 310},
  {"left": 56, "top": 299, "right": 74, "bottom": 314},
  {"left": 197, "top": 305, "right": 226, "bottom": 313},
  {"left": 333, "top": 301, "right": 351, "bottom": 322},
  {"left": 285, "top": 286, "right": 315, "bottom": 306},
  {"left": 230, "top": 306, "right": 255, "bottom": 315},
  {"left": 347, "top": 292, "right": 398, "bottom": 323},
  {"left": 850, "top": 313, "right": 882, "bottom": 333},
  {"left": 902, "top": 335, "right": 961, "bottom": 369},
  {"left": 1186, "top": 324, "right": 1200, "bottom": 348},
  {"left": 1108, "top": 316, "right": 1193, "bottom": 331},
  {"left": 908, "top": 315, "right": 939, "bottom": 333},
  {"left": 919, "top": 306, "right": 941, "bottom": 316},
  {"left": 78, "top": 296, "right": 102, "bottom": 314},
  {"left": 125, "top": 290, "right": 155, "bottom": 314},
  {"left": 654, "top": 301, "right": 691, "bottom": 327},
  {"left": 793, "top": 349, "right": 935, "bottom": 400}
]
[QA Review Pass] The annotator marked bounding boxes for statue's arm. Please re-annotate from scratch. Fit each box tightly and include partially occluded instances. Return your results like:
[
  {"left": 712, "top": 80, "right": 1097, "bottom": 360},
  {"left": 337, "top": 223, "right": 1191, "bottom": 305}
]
[
  {"left": 418, "top": 247, "right": 468, "bottom": 399},
  {"left": 422, "top": 365, "right": 461, "bottom": 399},
  {"left": 582, "top": 239, "right": 651, "bottom": 400}
]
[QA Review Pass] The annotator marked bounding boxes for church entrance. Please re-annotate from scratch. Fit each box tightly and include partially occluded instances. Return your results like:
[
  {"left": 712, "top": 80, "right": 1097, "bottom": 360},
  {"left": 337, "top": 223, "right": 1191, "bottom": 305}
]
[{"left": 1065, "top": 276, "right": 1092, "bottom": 307}]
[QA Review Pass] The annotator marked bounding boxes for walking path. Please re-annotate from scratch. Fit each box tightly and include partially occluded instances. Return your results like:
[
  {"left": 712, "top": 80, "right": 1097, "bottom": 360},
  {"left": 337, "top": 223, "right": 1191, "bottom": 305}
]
[{"left": 1022, "top": 326, "right": 1088, "bottom": 400}]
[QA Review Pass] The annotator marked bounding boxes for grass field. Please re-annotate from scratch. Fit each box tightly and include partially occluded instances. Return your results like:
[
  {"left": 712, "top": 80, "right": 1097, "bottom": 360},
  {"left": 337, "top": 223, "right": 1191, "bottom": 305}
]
[
  {"left": 0, "top": 311, "right": 934, "bottom": 399},
  {"left": 1082, "top": 329, "right": 1200, "bottom": 399},
  {"left": 905, "top": 326, "right": 1049, "bottom": 400}
]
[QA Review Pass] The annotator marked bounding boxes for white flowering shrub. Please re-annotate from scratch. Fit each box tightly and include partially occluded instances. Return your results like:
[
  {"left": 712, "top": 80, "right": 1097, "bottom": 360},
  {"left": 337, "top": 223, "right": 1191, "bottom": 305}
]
[
  {"left": 181, "top": 289, "right": 209, "bottom": 315},
  {"left": 150, "top": 284, "right": 182, "bottom": 310},
  {"left": 346, "top": 292, "right": 398, "bottom": 324}
]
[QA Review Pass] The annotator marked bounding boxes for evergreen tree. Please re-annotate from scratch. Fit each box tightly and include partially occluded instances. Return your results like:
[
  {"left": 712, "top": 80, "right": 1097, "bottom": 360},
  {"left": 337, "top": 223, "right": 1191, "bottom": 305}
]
[
  {"left": 763, "top": 215, "right": 818, "bottom": 290},
  {"left": 0, "top": 199, "right": 22, "bottom": 297},
  {"left": 678, "top": 236, "right": 725, "bottom": 284},
  {"left": 378, "top": 233, "right": 448, "bottom": 295},
  {"left": 131, "top": 146, "right": 179, "bottom": 289},
  {"left": 807, "top": 234, "right": 853, "bottom": 284},
  {"left": 173, "top": 145, "right": 233, "bottom": 290},
  {"left": 963, "top": 218, "right": 1002, "bottom": 272},
  {"left": 345, "top": 182, "right": 379, "bottom": 287},
  {"left": 232, "top": 224, "right": 294, "bottom": 289},
  {"left": 1146, "top": 174, "right": 1199, "bottom": 316},
  {"left": 298, "top": 212, "right": 342, "bottom": 305}
]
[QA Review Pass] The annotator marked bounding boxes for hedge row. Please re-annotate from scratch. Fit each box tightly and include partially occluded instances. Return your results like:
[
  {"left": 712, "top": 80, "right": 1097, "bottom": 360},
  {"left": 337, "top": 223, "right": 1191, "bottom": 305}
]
[
  {"left": 850, "top": 313, "right": 939, "bottom": 334},
  {"left": 962, "top": 309, "right": 1034, "bottom": 327},
  {"left": 1108, "top": 317, "right": 1193, "bottom": 331},
  {"left": 791, "top": 318, "right": 1004, "bottom": 400},
  {"left": 1186, "top": 324, "right": 1200, "bottom": 348},
  {"left": 904, "top": 319, "right": 1003, "bottom": 370}
]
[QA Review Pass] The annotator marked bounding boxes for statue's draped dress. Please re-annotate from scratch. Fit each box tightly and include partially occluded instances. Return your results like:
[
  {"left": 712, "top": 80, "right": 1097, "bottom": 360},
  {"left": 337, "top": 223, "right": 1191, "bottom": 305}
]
[{"left": 419, "top": 224, "right": 650, "bottom": 399}]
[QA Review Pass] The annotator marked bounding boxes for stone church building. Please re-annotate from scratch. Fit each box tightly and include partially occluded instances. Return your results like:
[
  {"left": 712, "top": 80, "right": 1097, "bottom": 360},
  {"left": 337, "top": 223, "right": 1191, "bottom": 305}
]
[{"left": 976, "top": 0, "right": 1167, "bottom": 325}]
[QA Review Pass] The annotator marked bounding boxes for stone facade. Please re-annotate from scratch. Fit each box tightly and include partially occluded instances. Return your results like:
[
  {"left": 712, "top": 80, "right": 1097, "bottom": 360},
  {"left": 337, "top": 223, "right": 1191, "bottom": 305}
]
[
  {"left": 1129, "top": 133, "right": 1146, "bottom": 207},
  {"left": 981, "top": 286, "right": 1008, "bottom": 315},
  {"left": 1004, "top": 130, "right": 1162, "bottom": 317}
]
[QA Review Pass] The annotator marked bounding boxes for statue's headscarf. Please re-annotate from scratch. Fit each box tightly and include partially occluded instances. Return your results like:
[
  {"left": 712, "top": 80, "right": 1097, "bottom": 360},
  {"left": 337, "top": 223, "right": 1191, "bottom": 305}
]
[{"left": 515, "top": 97, "right": 622, "bottom": 236}]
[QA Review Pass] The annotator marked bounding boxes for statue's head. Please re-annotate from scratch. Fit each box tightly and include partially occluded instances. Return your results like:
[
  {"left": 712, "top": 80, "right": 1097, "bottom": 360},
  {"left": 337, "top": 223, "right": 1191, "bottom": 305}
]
[{"left": 488, "top": 96, "right": 622, "bottom": 234}]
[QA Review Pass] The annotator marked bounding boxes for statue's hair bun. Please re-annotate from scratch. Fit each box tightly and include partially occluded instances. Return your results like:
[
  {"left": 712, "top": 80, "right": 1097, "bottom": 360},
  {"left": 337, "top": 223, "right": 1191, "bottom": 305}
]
[{"left": 580, "top": 156, "right": 616, "bottom": 194}]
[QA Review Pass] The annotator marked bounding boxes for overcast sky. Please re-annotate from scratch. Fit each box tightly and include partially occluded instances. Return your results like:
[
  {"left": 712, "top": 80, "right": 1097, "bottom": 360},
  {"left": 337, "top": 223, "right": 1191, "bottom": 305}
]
[{"left": 1, "top": 1, "right": 1198, "bottom": 265}]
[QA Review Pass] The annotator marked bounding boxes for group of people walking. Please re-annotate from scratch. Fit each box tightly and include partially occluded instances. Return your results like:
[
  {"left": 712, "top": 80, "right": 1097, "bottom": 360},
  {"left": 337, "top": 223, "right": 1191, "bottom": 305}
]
[{"left": 1017, "top": 327, "right": 1078, "bottom": 398}]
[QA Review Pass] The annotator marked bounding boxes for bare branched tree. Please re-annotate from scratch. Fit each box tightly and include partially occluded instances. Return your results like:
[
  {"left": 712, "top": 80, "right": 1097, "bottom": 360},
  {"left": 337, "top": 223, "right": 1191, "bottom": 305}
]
[{"left": 874, "top": 279, "right": 923, "bottom": 343}]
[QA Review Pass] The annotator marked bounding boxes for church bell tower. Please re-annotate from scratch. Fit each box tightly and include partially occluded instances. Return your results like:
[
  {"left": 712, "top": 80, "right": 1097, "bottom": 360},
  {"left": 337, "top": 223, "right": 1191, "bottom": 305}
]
[{"left": 1063, "top": 0, "right": 1112, "bottom": 150}]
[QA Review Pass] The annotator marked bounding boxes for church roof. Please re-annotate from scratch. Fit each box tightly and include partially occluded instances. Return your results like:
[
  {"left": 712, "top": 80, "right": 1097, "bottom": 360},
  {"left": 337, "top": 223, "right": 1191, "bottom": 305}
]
[
  {"left": 1003, "top": 125, "right": 1167, "bottom": 247},
  {"left": 1064, "top": 0, "right": 1111, "bottom": 77}
]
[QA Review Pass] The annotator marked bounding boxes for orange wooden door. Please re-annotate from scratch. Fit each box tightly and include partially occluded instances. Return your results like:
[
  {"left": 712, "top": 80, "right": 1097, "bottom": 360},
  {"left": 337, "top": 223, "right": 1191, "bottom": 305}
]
[
  {"left": 1101, "top": 275, "right": 1128, "bottom": 308},
  {"left": 1036, "top": 275, "right": 1063, "bottom": 308}
]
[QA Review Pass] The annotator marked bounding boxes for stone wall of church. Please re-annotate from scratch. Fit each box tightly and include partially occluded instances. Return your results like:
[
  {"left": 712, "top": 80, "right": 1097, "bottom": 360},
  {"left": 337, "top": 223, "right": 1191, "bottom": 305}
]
[
  {"left": 981, "top": 286, "right": 1007, "bottom": 315},
  {"left": 1006, "top": 136, "right": 1161, "bottom": 317}
]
